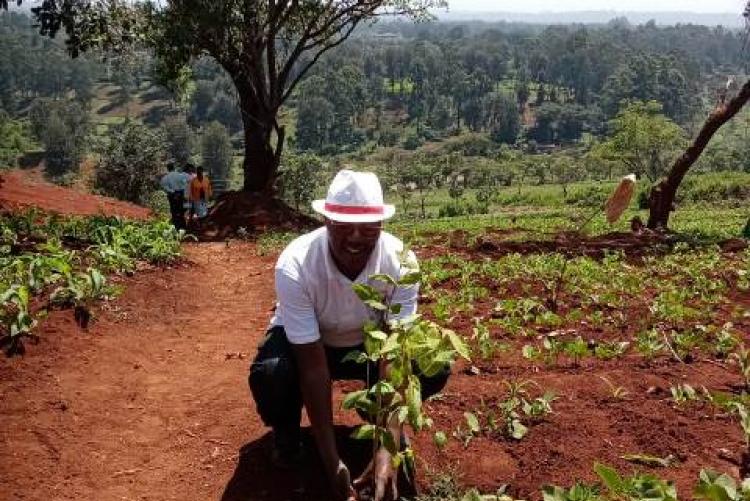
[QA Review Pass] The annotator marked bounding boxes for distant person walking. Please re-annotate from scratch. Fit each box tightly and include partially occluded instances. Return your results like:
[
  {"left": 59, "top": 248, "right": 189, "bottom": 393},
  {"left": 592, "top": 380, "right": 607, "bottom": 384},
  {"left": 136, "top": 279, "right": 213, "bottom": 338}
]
[
  {"left": 160, "top": 162, "right": 188, "bottom": 230},
  {"left": 189, "top": 166, "right": 212, "bottom": 219}
]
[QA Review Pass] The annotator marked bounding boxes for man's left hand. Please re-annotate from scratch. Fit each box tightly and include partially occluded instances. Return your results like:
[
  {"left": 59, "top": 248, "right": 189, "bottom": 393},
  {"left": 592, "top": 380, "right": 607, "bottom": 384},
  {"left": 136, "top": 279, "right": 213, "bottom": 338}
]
[{"left": 353, "top": 446, "right": 398, "bottom": 501}]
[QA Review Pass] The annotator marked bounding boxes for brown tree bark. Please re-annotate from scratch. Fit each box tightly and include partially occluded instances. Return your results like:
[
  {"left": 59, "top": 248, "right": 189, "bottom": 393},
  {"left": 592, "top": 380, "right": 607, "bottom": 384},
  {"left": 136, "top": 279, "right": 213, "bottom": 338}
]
[
  {"left": 647, "top": 79, "right": 750, "bottom": 229},
  {"left": 238, "top": 91, "right": 286, "bottom": 193}
]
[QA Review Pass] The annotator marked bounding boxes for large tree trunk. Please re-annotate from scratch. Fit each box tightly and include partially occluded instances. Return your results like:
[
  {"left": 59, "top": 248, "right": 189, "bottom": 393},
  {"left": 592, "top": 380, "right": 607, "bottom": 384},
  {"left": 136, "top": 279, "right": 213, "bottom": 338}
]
[
  {"left": 239, "top": 94, "right": 285, "bottom": 193},
  {"left": 647, "top": 79, "right": 750, "bottom": 229}
]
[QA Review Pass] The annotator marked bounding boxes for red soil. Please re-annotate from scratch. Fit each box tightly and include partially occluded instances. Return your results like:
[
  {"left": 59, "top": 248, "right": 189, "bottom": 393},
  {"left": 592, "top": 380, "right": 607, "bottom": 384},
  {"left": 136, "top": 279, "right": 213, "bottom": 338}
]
[
  {"left": 197, "top": 191, "right": 319, "bottom": 241},
  {"left": 3, "top": 239, "right": 749, "bottom": 500},
  {"left": 0, "top": 169, "right": 151, "bottom": 220}
]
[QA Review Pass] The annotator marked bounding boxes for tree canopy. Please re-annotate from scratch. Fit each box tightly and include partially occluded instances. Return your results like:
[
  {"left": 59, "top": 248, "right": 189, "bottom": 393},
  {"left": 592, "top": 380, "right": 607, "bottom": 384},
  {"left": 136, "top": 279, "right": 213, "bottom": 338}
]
[{"left": 10, "top": 0, "right": 446, "bottom": 192}]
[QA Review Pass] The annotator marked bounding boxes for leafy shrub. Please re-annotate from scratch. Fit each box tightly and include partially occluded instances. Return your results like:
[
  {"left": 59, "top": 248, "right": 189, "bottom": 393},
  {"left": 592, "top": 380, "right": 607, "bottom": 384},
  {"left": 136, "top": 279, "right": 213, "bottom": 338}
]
[
  {"left": 677, "top": 174, "right": 750, "bottom": 205},
  {"left": 402, "top": 132, "right": 424, "bottom": 150},
  {"left": 565, "top": 185, "right": 611, "bottom": 207},
  {"left": 28, "top": 98, "right": 90, "bottom": 176},
  {"left": 277, "top": 153, "right": 323, "bottom": 211},
  {"left": 418, "top": 126, "right": 438, "bottom": 141},
  {"left": 377, "top": 128, "right": 399, "bottom": 147},
  {"left": 442, "top": 133, "right": 495, "bottom": 157},
  {"left": 201, "top": 120, "right": 233, "bottom": 181},
  {"left": 0, "top": 112, "right": 34, "bottom": 170},
  {"left": 162, "top": 115, "right": 193, "bottom": 166},
  {"left": 438, "top": 199, "right": 489, "bottom": 218},
  {"left": 94, "top": 121, "right": 166, "bottom": 204}
]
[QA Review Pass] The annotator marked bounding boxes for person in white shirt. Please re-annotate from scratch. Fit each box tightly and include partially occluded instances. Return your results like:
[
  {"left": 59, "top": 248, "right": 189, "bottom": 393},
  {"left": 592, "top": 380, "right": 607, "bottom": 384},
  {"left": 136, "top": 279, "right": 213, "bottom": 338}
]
[
  {"left": 248, "top": 170, "right": 449, "bottom": 501},
  {"left": 159, "top": 162, "right": 188, "bottom": 230}
]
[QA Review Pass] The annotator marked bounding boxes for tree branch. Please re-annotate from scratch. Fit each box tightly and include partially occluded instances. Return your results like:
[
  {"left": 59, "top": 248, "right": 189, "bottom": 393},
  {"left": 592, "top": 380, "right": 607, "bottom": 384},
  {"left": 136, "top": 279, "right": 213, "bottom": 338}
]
[
  {"left": 281, "top": 19, "right": 362, "bottom": 103},
  {"left": 647, "top": 79, "right": 750, "bottom": 228}
]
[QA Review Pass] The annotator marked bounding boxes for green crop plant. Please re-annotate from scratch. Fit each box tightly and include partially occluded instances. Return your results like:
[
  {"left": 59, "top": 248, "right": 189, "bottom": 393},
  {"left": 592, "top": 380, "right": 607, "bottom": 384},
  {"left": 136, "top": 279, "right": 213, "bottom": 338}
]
[
  {"left": 51, "top": 268, "right": 112, "bottom": 328},
  {"left": 432, "top": 431, "right": 448, "bottom": 451},
  {"left": 472, "top": 319, "right": 508, "bottom": 360},
  {"left": 459, "top": 380, "right": 555, "bottom": 443},
  {"left": 670, "top": 383, "right": 699, "bottom": 405},
  {"left": 0, "top": 285, "right": 37, "bottom": 355},
  {"left": 342, "top": 254, "right": 471, "bottom": 483},
  {"left": 564, "top": 336, "right": 589, "bottom": 367},
  {"left": 498, "top": 380, "right": 554, "bottom": 440},
  {"left": 694, "top": 469, "right": 750, "bottom": 501},
  {"left": 636, "top": 329, "right": 665, "bottom": 360},
  {"left": 669, "top": 329, "right": 704, "bottom": 362},
  {"left": 594, "top": 341, "right": 630, "bottom": 361},
  {"left": 598, "top": 376, "right": 630, "bottom": 400},
  {"left": 541, "top": 335, "right": 564, "bottom": 366},
  {"left": 594, "top": 463, "right": 678, "bottom": 501},
  {"left": 713, "top": 324, "right": 738, "bottom": 359},
  {"left": 523, "top": 335, "right": 569, "bottom": 366},
  {"left": 522, "top": 391, "right": 557, "bottom": 418},
  {"left": 542, "top": 483, "right": 603, "bottom": 501}
]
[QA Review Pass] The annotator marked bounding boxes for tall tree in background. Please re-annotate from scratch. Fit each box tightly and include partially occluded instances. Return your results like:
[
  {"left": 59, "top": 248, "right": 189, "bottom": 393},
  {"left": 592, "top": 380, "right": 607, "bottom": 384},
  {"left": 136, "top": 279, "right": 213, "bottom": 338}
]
[
  {"left": 12, "top": 0, "right": 444, "bottom": 193},
  {"left": 28, "top": 98, "right": 90, "bottom": 176},
  {"left": 201, "top": 121, "right": 233, "bottom": 182},
  {"left": 594, "top": 101, "right": 685, "bottom": 183},
  {"left": 162, "top": 115, "right": 193, "bottom": 166}
]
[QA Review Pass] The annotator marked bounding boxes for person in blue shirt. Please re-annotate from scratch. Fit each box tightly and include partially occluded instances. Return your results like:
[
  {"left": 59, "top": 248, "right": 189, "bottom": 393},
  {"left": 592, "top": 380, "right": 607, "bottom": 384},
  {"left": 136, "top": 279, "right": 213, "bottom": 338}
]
[{"left": 159, "top": 162, "right": 188, "bottom": 230}]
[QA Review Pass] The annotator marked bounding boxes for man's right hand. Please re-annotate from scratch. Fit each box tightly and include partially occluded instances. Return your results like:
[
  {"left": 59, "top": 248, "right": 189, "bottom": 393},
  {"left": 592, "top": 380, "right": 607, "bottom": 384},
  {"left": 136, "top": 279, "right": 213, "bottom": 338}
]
[{"left": 291, "top": 342, "right": 356, "bottom": 500}]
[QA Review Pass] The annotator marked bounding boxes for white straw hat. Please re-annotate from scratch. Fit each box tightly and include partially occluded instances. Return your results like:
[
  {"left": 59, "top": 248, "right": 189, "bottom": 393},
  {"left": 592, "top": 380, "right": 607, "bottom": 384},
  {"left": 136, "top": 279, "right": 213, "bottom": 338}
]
[{"left": 312, "top": 169, "right": 396, "bottom": 223}]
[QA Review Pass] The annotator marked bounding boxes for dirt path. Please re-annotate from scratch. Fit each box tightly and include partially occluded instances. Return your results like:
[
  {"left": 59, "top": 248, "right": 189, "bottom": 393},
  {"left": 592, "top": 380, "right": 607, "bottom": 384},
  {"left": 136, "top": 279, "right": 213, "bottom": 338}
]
[{"left": 1, "top": 242, "right": 362, "bottom": 501}]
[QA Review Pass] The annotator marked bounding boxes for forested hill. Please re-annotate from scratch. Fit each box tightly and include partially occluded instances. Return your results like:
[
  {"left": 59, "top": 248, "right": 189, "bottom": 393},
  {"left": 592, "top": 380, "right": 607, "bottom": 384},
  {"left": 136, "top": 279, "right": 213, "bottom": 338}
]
[
  {"left": 293, "top": 18, "right": 746, "bottom": 153},
  {"left": 436, "top": 10, "right": 746, "bottom": 27},
  {"left": 1, "top": 9, "right": 748, "bottom": 198}
]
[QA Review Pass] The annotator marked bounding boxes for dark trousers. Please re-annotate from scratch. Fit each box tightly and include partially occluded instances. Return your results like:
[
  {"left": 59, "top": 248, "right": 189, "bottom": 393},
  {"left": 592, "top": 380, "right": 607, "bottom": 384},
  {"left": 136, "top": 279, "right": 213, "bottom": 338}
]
[
  {"left": 248, "top": 326, "right": 450, "bottom": 442},
  {"left": 167, "top": 191, "right": 185, "bottom": 230}
]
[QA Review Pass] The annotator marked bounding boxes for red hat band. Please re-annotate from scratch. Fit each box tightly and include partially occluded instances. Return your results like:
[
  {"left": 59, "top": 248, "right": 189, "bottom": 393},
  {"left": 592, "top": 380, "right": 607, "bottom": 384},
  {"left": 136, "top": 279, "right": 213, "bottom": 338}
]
[{"left": 324, "top": 202, "right": 385, "bottom": 215}]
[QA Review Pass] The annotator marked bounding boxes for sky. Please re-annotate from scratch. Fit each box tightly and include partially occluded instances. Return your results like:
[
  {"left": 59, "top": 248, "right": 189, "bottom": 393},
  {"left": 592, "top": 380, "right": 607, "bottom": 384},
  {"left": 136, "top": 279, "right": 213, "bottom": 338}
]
[{"left": 443, "top": 0, "right": 745, "bottom": 13}]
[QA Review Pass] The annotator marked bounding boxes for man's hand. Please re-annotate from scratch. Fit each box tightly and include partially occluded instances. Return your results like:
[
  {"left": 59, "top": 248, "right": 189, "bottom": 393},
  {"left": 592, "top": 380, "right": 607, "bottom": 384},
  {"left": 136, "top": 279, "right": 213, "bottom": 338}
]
[
  {"left": 291, "top": 342, "right": 356, "bottom": 500},
  {"left": 354, "top": 447, "right": 398, "bottom": 501}
]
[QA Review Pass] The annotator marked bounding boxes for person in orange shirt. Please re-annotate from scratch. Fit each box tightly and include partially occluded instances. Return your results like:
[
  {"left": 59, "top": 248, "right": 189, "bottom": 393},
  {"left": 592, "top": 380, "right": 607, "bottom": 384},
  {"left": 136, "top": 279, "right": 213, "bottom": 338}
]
[{"left": 189, "top": 166, "right": 212, "bottom": 219}]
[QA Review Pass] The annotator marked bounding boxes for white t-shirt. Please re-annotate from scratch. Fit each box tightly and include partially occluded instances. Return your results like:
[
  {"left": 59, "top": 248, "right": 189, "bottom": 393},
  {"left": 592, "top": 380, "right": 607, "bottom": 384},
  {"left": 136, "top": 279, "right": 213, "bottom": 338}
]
[
  {"left": 160, "top": 171, "right": 189, "bottom": 193},
  {"left": 270, "top": 227, "right": 418, "bottom": 347}
]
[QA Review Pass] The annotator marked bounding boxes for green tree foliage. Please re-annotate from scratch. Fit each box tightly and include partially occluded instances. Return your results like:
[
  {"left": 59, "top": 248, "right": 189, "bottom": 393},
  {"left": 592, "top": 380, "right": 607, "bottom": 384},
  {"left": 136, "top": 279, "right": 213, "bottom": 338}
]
[
  {"left": 94, "top": 121, "right": 166, "bottom": 204},
  {"left": 0, "top": 13, "right": 96, "bottom": 112},
  {"left": 530, "top": 103, "right": 598, "bottom": 144},
  {"left": 600, "top": 53, "right": 696, "bottom": 122},
  {"left": 0, "top": 111, "right": 33, "bottom": 169},
  {"left": 201, "top": 121, "right": 233, "bottom": 182},
  {"left": 277, "top": 153, "right": 323, "bottom": 211},
  {"left": 15, "top": 0, "right": 444, "bottom": 192},
  {"left": 551, "top": 155, "right": 586, "bottom": 198},
  {"left": 28, "top": 98, "right": 90, "bottom": 176},
  {"left": 294, "top": 66, "right": 367, "bottom": 153},
  {"left": 186, "top": 58, "right": 242, "bottom": 132},
  {"left": 593, "top": 100, "right": 686, "bottom": 182},
  {"left": 484, "top": 92, "right": 520, "bottom": 145},
  {"left": 697, "top": 109, "right": 750, "bottom": 173},
  {"left": 296, "top": 93, "right": 335, "bottom": 152},
  {"left": 161, "top": 115, "right": 193, "bottom": 166}
]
